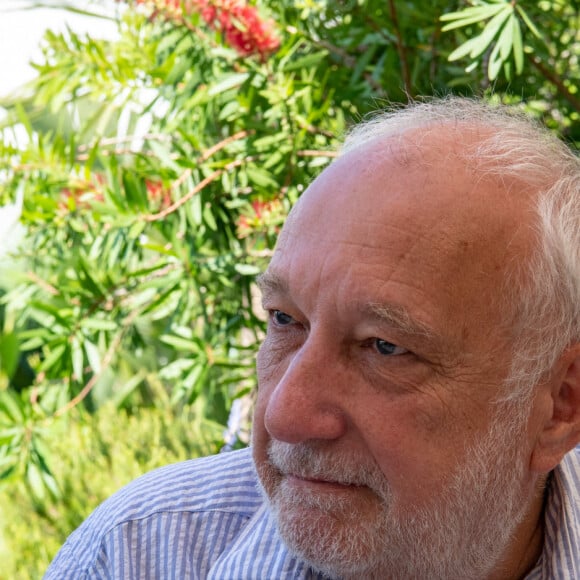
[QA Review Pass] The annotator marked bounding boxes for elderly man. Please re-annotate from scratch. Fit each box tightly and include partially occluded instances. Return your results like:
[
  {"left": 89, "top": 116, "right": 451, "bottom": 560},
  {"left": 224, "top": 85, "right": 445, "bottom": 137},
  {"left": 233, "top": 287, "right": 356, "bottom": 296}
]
[{"left": 46, "top": 97, "right": 579, "bottom": 579}]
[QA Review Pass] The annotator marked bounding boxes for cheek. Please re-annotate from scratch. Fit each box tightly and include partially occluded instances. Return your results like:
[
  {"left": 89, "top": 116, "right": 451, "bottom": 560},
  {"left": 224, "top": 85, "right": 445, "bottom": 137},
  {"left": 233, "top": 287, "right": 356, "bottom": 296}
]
[
  {"left": 358, "top": 396, "right": 464, "bottom": 495},
  {"left": 256, "top": 340, "right": 273, "bottom": 383},
  {"left": 251, "top": 390, "right": 270, "bottom": 474},
  {"left": 253, "top": 342, "right": 277, "bottom": 456},
  {"left": 256, "top": 333, "right": 296, "bottom": 386}
]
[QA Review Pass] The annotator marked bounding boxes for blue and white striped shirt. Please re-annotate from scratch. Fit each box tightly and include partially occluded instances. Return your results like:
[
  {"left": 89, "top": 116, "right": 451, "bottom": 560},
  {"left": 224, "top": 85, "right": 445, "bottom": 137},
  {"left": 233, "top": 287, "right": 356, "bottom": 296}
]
[{"left": 45, "top": 445, "right": 580, "bottom": 579}]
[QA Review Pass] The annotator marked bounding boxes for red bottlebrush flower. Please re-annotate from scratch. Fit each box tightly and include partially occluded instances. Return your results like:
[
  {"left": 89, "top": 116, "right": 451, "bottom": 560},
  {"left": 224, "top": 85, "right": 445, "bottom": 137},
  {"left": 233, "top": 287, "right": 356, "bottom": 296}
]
[
  {"left": 58, "top": 176, "right": 105, "bottom": 214},
  {"left": 237, "top": 198, "right": 284, "bottom": 238},
  {"left": 126, "top": 0, "right": 279, "bottom": 58},
  {"left": 204, "top": 1, "right": 280, "bottom": 57},
  {"left": 145, "top": 179, "right": 172, "bottom": 209}
]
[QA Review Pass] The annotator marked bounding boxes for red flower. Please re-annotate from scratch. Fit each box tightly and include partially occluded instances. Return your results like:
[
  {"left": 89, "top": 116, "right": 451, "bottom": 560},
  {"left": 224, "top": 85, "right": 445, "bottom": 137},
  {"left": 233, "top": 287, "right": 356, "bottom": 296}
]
[
  {"left": 58, "top": 175, "right": 105, "bottom": 213},
  {"left": 145, "top": 179, "right": 172, "bottom": 209},
  {"left": 127, "top": 0, "right": 279, "bottom": 58},
  {"left": 236, "top": 198, "right": 284, "bottom": 238}
]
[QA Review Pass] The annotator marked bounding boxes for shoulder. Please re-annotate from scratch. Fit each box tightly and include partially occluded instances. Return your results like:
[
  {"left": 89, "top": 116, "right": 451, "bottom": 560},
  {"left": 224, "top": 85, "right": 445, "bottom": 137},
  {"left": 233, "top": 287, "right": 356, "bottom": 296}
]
[
  {"left": 531, "top": 445, "right": 580, "bottom": 578},
  {"left": 93, "top": 446, "right": 260, "bottom": 520},
  {"left": 45, "top": 448, "right": 262, "bottom": 578},
  {"left": 557, "top": 444, "right": 580, "bottom": 495}
]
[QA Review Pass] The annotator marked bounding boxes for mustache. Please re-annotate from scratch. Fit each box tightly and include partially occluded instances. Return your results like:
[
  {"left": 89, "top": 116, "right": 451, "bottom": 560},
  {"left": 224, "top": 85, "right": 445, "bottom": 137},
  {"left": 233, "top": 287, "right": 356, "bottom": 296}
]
[{"left": 267, "top": 440, "right": 390, "bottom": 492}]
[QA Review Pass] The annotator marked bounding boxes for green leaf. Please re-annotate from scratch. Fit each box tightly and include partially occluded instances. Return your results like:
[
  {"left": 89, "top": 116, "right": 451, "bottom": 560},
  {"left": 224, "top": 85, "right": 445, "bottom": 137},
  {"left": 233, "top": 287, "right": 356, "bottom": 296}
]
[
  {"left": 0, "top": 332, "right": 20, "bottom": 379},
  {"left": 148, "top": 140, "right": 181, "bottom": 173},
  {"left": 208, "top": 73, "right": 250, "bottom": 97},
  {"left": 182, "top": 363, "right": 206, "bottom": 392},
  {"left": 246, "top": 166, "right": 278, "bottom": 189},
  {"left": 83, "top": 339, "right": 102, "bottom": 374},
  {"left": 234, "top": 264, "right": 261, "bottom": 276},
  {"left": 515, "top": 5, "right": 546, "bottom": 44},
  {"left": 71, "top": 336, "right": 84, "bottom": 381},
  {"left": 158, "top": 359, "right": 195, "bottom": 380},
  {"left": 29, "top": 302, "right": 73, "bottom": 329},
  {"left": 202, "top": 204, "right": 218, "bottom": 231},
  {"left": 448, "top": 37, "right": 483, "bottom": 62},
  {"left": 78, "top": 257, "right": 106, "bottom": 297},
  {"left": 440, "top": 4, "right": 506, "bottom": 23},
  {"left": 128, "top": 220, "right": 146, "bottom": 241},
  {"left": 157, "top": 28, "right": 189, "bottom": 54},
  {"left": 511, "top": 15, "right": 524, "bottom": 75},
  {"left": 13, "top": 102, "right": 34, "bottom": 138},
  {"left": 110, "top": 372, "right": 146, "bottom": 408},
  {"left": 488, "top": 47, "right": 503, "bottom": 80},
  {"left": 39, "top": 343, "right": 67, "bottom": 373},
  {"left": 159, "top": 335, "right": 203, "bottom": 352},
  {"left": 26, "top": 461, "right": 46, "bottom": 502},
  {"left": 122, "top": 170, "right": 148, "bottom": 211},
  {"left": 0, "top": 391, "right": 25, "bottom": 423},
  {"left": 469, "top": 6, "right": 513, "bottom": 60},
  {"left": 497, "top": 13, "right": 515, "bottom": 60},
  {"left": 283, "top": 51, "right": 329, "bottom": 72},
  {"left": 440, "top": 3, "right": 506, "bottom": 31},
  {"left": 80, "top": 318, "right": 118, "bottom": 332}
]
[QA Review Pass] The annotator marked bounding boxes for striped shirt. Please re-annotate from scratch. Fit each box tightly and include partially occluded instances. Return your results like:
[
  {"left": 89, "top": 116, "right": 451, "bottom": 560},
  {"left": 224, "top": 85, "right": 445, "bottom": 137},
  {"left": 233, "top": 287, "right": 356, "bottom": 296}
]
[{"left": 45, "top": 445, "right": 580, "bottom": 579}]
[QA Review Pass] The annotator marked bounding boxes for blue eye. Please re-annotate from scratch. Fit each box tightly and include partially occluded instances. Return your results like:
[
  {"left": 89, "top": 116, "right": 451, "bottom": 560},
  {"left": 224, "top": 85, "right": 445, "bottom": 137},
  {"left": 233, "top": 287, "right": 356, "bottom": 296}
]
[
  {"left": 272, "top": 310, "right": 294, "bottom": 326},
  {"left": 374, "top": 339, "right": 408, "bottom": 356}
]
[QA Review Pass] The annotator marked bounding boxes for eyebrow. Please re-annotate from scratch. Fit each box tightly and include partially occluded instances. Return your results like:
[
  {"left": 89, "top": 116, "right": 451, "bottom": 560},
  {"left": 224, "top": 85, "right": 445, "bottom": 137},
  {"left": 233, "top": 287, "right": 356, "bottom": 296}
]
[
  {"left": 256, "top": 270, "right": 289, "bottom": 296},
  {"left": 365, "top": 302, "right": 437, "bottom": 343},
  {"left": 258, "top": 270, "right": 437, "bottom": 340}
]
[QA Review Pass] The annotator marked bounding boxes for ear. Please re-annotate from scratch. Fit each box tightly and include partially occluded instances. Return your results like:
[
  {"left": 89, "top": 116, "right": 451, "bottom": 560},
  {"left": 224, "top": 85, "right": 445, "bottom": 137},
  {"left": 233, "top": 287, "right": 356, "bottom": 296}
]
[{"left": 530, "top": 345, "right": 580, "bottom": 474}]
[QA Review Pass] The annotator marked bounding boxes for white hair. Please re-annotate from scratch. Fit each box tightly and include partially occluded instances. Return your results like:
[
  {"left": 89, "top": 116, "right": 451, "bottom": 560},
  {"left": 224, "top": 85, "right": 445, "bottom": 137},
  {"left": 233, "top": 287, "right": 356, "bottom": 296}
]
[{"left": 341, "top": 96, "right": 580, "bottom": 402}]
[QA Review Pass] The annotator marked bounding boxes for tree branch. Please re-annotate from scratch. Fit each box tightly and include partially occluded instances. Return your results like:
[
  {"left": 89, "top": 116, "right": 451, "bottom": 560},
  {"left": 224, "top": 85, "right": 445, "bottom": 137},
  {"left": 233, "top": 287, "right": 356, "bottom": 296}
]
[
  {"left": 527, "top": 55, "right": 580, "bottom": 113},
  {"left": 53, "top": 309, "right": 140, "bottom": 418},
  {"left": 387, "top": 0, "right": 413, "bottom": 99},
  {"left": 142, "top": 157, "right": 254, "bottom": 223}
]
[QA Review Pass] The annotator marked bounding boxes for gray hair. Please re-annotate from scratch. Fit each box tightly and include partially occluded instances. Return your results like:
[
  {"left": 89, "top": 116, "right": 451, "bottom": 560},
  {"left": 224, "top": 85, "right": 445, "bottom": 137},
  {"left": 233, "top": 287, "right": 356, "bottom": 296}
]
[{"left": 341, "top": 96, "right": 580, "bottom": 403}]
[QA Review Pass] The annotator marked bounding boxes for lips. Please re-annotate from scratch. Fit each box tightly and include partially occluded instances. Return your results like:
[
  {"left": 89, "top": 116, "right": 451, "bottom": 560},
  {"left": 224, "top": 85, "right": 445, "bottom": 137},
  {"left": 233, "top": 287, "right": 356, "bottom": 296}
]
[{"left": 285, "top": 473, "right": 363, "bottom": 490}]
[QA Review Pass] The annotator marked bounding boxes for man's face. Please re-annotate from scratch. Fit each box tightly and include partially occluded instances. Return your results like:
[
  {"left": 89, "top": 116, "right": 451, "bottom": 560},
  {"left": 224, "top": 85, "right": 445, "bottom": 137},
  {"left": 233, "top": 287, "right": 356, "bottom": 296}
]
[{"left": 252, "top": 134, "right": 538, "bottom": 579}]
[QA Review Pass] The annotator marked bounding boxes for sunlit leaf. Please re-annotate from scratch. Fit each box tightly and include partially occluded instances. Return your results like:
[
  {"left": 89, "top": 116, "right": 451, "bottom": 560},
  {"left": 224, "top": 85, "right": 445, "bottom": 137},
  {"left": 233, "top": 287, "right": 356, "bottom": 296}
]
[
  {"left": 515, "top": 5, "right": 546, "bottom": 44},
  {"left": 207, "top": 73, "right": 250, "bottom": 96},
  {"left": 511, "top": 15, "right": 524, "bottom": 75},
  {"left": 440, "top": 3, "right": 507, "bottom": 31},
  {"left": 0, "top": 332, "right": 20, "bottom": 379}
]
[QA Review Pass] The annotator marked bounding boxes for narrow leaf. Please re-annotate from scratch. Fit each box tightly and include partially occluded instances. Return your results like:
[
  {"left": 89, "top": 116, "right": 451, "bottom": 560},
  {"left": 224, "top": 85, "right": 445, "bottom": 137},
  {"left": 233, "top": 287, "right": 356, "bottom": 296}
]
[
  {"left": 469, "top": 7, "right": 513, "bottom": 60},
  {"left": 441, "top": 4, "right": 506, "bottom": 31},
  {"left": 440, "top": 4, "right": 506, "bottom": 22},
  {"left": 448, "top": 37, "right": 482, "bottom": 62},
  {"left": 71, "top": 336, "right": 84, "bottom": 381},
  {"left": 515, "top": 5, "right": 546, "bottom": 44},
  {"left": 488, "top": 36, "right": 504, "bottom": 80},
  {"left": 0, "top": 332, "right": 19, "bottom": 378},
  {"left": 208, "top": 73, "right": 250, "bottom": 97},
  {"left": 512, "top": 15, "right": 524, "bottom": 74}
]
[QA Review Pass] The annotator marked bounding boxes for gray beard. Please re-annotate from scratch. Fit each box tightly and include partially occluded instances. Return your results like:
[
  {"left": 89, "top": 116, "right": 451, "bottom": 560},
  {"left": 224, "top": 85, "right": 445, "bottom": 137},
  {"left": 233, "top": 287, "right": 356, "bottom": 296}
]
[{"left": 256, "top": 411, "right": 531, "bottom": 580}]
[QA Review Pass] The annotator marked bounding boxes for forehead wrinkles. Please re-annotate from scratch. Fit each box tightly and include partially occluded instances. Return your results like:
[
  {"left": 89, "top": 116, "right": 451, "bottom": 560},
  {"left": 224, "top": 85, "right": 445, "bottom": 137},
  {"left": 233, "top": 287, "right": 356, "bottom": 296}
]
[{"left": 269, "top": 131, "right": 534, "bottom": 335}]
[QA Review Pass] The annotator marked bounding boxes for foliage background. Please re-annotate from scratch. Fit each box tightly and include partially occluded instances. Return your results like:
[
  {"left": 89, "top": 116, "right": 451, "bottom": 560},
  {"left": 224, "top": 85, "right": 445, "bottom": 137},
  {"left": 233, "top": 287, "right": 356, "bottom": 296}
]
[{"left": 0, "top": 0, "right": 578, "bottom": 576}]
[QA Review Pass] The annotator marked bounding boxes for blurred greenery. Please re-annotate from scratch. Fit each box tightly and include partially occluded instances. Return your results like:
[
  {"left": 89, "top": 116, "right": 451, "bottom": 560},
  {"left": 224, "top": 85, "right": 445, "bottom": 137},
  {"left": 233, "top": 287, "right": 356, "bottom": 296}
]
[
  {"left": 0, "top": 401, "right": 223, "bottom": 578},
  {"left": 0, "top": 0, "right": 578, "bottom": 575}
]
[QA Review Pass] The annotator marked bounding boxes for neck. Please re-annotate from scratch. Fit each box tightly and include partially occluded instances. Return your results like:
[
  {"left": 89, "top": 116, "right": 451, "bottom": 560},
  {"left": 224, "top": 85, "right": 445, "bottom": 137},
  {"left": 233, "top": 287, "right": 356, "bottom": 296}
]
[{"left": 488, "top": 477, "right": 548, "bottom": 580}]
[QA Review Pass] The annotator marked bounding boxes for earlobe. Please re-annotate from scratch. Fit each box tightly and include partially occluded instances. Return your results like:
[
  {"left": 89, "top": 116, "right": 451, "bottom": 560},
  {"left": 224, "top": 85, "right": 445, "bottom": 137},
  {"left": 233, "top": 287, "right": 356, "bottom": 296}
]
[{"left": 530, "top": 348, "right": 580, "bottom": 474}]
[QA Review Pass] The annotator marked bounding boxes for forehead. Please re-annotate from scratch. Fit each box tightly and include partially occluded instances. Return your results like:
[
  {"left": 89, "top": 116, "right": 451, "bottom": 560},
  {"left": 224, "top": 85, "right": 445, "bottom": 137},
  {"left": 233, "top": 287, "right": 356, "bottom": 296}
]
[{"left": 267, "top": 131, "right": 535, "bottom": 338}]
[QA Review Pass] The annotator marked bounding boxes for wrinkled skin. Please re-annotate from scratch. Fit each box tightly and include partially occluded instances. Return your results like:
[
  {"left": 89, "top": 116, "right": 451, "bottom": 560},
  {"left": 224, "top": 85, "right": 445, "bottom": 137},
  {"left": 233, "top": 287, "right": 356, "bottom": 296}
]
[{"left": 251, "top": 128, "right": 560, "bottom": 579}]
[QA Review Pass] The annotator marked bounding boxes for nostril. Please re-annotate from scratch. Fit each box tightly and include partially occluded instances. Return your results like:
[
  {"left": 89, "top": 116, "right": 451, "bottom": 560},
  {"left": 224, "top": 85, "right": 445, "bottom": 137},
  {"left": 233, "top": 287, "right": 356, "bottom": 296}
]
[{"left": 264, "top": 386, "right": 347, "bottom": 445}]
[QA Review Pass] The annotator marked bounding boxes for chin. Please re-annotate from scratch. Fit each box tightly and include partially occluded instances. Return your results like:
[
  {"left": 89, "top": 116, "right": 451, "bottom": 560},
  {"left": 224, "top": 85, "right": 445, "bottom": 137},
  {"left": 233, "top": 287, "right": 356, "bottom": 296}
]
[
  {"left": 255, "top": 430, "right": 532, "bottom": 580},
  {"left": 261, "top": 474, "right": 390, "bottom": 578},
  {"left": 254, "top": 444, "right": 399, "bottom": 579}
]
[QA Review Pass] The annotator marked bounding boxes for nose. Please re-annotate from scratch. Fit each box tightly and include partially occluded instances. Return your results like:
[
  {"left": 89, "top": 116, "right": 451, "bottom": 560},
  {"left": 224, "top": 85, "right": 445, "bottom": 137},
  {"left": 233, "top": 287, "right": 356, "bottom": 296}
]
[{"left": 262, "top": 340, "right": 348, "bottom": 444}]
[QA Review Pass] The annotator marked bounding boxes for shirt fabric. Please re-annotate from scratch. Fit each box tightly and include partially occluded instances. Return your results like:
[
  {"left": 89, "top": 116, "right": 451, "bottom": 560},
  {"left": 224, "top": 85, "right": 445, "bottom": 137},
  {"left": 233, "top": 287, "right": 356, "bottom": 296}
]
[{"left": 45, "top": 445, "right": 580, "bottom": 579}]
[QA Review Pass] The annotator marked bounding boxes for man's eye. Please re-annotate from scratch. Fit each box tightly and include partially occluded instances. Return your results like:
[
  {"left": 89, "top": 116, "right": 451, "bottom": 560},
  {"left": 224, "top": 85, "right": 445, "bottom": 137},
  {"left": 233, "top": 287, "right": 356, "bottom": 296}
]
[
  {"left": 271, "top": 310, "right": 295, "bottom": 326},
  {"left": 374, "top": 338, "right": 408, "bottom": 356}
]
